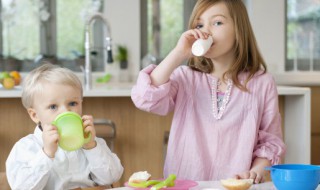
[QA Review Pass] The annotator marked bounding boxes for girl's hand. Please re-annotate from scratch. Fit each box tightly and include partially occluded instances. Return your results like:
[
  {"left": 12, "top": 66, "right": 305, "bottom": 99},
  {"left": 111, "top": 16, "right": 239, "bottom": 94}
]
[
  {"left": 234, "top": 157, "right": 271, "bottom": 184},
  {"left": 234, "top": 170, "right": 266, "bottom": 184},
  {"left": 81, "top": 115, "right": 97, "bottom": 149},
  {"left": 42, "top": 124, "right": 59, "bottom": 158},
  {"left": 174, "top": 29, "right": 211, "bottom": 59},
  {"left": 150, "top": 29, "right": 211, "bottom": 86}
]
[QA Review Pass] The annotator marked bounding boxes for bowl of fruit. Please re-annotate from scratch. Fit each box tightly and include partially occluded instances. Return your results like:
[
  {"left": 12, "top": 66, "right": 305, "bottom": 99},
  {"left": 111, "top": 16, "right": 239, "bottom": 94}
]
[{"left": 0, "top": 71, "right": 21, "bottom": 89}]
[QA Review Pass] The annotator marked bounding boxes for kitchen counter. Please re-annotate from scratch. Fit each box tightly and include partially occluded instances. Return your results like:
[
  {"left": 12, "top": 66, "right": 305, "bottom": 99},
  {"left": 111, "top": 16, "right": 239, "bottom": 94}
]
[
  {"left": 0, "top": 82, "right": 134, "bottom": 98},
  {"left": 0, "top": 83, "right": 310, "bottom": 98},
  {"left": 274, "top": 72, "right": 320, "bottom": 86}
]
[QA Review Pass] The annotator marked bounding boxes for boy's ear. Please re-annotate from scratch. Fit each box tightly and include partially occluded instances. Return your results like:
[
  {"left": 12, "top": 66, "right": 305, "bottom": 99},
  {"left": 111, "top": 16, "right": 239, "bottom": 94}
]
[{"left": 27, "top": 108, "right": 39, "bottom": 124}]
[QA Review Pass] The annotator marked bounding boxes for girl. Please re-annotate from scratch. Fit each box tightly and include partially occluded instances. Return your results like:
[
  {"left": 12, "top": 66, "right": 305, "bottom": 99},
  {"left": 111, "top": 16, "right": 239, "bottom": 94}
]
[{"left": 131, "top": 0, "right": 285, "bottom": 184}]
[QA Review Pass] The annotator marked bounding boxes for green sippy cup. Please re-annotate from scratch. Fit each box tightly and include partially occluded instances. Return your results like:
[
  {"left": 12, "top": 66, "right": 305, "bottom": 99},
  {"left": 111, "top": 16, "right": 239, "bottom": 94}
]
[{"left": 52, "top": 111, "right": 91, "bottom": 151}]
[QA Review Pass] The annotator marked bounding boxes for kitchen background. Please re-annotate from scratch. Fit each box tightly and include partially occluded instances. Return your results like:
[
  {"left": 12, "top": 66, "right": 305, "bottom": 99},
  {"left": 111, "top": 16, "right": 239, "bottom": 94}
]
[{"left": 0, "top": 0, "right": 319, "bottom": 187}]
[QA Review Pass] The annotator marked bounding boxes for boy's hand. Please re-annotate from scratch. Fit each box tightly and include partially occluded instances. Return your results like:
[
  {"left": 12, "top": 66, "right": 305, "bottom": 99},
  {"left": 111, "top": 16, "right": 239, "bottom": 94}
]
[
  {"left": 82, "top": 115, "right": 97, "bottom": 149},
  {"left": 42, "top": 124, "right": 59, "bottom": 158}
]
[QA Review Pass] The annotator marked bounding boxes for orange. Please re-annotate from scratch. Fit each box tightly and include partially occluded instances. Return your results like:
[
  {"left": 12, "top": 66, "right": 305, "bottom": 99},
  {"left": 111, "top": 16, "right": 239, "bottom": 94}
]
[
  {"left": 2, "top": 77, "right": 15, "bottom": 89},
  {"left": 9, "top": 71, "right": 21, "bottom": 85}
]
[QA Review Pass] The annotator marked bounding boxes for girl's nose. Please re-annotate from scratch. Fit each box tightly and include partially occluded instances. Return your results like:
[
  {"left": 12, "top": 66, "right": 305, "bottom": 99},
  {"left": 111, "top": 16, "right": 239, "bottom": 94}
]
[{"left": 201, "top": 24, "right": 211, "bottom": 36}]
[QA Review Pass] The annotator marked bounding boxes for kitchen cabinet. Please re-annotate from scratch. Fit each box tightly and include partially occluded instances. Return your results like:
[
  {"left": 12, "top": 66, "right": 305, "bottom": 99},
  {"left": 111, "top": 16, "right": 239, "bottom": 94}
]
[
  {"left": 309, "top": 87, "right": 320, "bottom": 165},
  {"left": 274, "top": 74, "right": 320, "bottom": 165}
]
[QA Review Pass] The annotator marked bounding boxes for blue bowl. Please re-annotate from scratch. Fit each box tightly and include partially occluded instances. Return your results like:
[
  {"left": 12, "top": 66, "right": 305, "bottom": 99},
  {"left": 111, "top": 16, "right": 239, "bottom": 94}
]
[{"left": 265, "top": 164, "right": 320, "bottom": 190}]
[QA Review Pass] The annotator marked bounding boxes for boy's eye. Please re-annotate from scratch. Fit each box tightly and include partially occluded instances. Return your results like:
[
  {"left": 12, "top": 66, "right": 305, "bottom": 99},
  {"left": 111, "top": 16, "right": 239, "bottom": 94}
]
[
  {"left": 49, "top": 105, "right": 57, "bottom": 110},
  {"left": 69, "top": 101, "right": 78, "bottom": 106},
  {"left": 195, "top": 24, "right": 203, "bottom": 29},
  {"left": 213, "top": 21, "right": 223, "bottom": 26}
]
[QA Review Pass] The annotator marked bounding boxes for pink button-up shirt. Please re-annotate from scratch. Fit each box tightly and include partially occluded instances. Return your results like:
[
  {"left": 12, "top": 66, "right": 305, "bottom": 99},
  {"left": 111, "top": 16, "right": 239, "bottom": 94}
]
[{"left": 131, "top": 65, "right": 286, "bottom": 181}]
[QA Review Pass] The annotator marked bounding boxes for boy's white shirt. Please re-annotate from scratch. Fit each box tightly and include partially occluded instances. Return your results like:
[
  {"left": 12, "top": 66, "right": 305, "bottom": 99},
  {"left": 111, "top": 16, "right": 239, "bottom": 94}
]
[{"left": 6, "top": 126, "right": 123, "bottom": 190}]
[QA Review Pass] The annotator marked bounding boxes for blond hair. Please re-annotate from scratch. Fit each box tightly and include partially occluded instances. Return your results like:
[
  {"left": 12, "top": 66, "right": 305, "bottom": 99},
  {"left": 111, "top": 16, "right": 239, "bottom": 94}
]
[
  {"left": 188, "top": 0, "right": 267, "bottom": 91},
  {"left": 21, "top": 63, "right": 83, "bottom": 109}
]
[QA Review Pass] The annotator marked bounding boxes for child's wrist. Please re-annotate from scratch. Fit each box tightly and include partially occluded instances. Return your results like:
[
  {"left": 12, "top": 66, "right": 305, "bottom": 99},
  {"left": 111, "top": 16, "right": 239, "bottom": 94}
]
[
  {"left": 42, "top": 148, "right": 55, "bottom": 159},
  {"left": 83, "top": 140, "right": 97, "bottom": 150},
  {"left": 171, "top": 48, "right": 188, "bottom": 62}
]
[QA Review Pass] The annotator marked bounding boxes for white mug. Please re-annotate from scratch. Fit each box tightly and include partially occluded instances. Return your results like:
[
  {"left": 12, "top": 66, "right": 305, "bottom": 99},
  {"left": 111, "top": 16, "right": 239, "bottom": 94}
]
[{"left": 191, "top": 36, "right": 213, "bottom": 56}]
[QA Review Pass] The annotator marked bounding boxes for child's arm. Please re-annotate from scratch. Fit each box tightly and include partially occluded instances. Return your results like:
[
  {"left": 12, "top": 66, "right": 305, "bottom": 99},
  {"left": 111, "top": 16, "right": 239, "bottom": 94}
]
[
  {"left": 6, "top": 137, "right": 54, "bottom": 189},
  {"left": 42, "top": 124, "right": 59, "bottom": 158},
  {"left": 235, "top": 76, "right": 285, "bottom": 184},
  {"left": 83, "top": 138, "right": 124, "bottom": 186},
  {"left": 131, "top": 30, "right": 211, "bottom": 115},
  {"left": 81, "top": 115, "right": 123, "bottom": 185},
  {"left": 150, "top": 29, "right": 209, "bottom": 86},
  {"left": 81, "top": 115, "right": 97, "bottom": 150}
]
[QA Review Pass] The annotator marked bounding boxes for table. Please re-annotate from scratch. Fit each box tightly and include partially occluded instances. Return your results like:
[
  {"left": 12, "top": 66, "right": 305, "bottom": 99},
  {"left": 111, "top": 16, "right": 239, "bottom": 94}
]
[
  {"left": 191, "top": 181, "right": 320, "bottom": 190},
  {"left": 95, "top": 181, "right": 320, "bottom": 190}
]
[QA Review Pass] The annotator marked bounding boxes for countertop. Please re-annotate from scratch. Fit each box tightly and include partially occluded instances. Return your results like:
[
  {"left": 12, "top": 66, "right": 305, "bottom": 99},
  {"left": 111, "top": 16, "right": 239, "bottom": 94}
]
[
  {"left": 0, "top": 83, "right": 311, "bottom": 98},
  {"left": 0, "top": 82, "right": 135, "bottom": 98},
  {"left": 274, "top": 72, "right": 320, "bottom": 86}
]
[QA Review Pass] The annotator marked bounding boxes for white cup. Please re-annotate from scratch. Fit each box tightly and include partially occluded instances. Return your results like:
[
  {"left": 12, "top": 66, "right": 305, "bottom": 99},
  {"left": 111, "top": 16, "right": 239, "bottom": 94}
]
[{"left": 191, "top": 36, "right": 213, "bottom": 56}]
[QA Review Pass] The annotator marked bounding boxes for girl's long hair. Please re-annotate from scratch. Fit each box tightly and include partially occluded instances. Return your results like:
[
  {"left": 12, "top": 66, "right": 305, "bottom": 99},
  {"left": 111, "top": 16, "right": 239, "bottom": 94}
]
[{"left": 188, "top": 0, "right": 267, "bottom": 91}]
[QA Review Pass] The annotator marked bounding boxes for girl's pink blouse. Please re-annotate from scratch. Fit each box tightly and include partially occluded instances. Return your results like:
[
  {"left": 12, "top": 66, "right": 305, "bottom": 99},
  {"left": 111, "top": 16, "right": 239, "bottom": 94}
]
[{"left": 131, "top": 65, "right": 286, "bottom": 181}]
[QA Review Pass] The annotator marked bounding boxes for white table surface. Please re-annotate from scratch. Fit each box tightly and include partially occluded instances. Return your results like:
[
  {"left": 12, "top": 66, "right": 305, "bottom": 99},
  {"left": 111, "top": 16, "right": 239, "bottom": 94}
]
[{"left": 107, "top": 181, "right": 320, "bottom": 190}]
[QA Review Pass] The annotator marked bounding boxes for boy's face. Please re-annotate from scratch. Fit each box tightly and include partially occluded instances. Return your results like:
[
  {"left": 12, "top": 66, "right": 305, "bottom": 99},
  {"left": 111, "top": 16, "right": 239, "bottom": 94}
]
[{"left": 27, "top": 82, "right": 83, "bottom": 126}]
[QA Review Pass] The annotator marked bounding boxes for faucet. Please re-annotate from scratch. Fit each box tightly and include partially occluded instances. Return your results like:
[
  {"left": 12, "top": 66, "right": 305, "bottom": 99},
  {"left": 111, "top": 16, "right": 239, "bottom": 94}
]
[{"left": 84, "top": 12, "right": 113, "bottom": 90}]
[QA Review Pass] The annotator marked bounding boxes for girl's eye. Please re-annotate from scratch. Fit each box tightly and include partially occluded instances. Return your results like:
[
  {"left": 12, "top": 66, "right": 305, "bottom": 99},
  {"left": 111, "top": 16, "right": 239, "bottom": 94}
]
[
  {"left": 213, "top": 21, "right": 223, "bottom": 26},
  {"left": 69, "top": 101, "right": 78, "bottom": 106},
  {"left": 195, "top": 24, "right": 203, "bottom": 29},
  {"left": 49, "top": 105, "right": 57, "bottom": 110}
]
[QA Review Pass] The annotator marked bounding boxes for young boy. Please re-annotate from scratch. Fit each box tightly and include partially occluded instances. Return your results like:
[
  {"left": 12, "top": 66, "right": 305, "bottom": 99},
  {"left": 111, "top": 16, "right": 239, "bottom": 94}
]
[{"left": 6, "top": 63, "right": 123, "bottom": 189}]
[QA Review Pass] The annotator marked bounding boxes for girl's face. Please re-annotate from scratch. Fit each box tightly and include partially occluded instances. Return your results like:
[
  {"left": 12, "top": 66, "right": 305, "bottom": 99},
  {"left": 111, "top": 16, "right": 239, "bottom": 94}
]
[
  {"left": 195, "top": 2, "right": 236, "bottom": 63},
  {"left": 27, "top": 82, "right": 83, "bottom": 126}
]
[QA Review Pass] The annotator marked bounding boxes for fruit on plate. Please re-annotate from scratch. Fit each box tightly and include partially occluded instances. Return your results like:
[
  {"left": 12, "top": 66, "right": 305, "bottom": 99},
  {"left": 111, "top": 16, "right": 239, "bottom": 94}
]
[
  {"left": 127, "top": 171, "right": 176, "bottom": 189},
  {"left": 2, "top": 77, "right": 15, "bottom": 89},
  {"left": 220, "top": 178, "right": 253, "bottom": 190},
  {"left": 129, "top": 171, "right": 151, "bottom": 183},
  {"left": 150, "top": 174, "right": 176, "bottom": 190},
  {"left": 9, "top": 71, "right": 21, "bottom": 85}
]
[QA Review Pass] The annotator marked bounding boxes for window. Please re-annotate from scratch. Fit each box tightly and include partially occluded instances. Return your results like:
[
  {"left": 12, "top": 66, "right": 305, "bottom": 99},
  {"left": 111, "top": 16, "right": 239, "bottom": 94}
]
[
  {"left": 0, "top": 0, "right": 104, "bottom": 72},
  {"left": 1, "top": 0, "right": 40, "bottom": 60},
  {"left": 57, "top": 0, "right": 95, "bottom": 59},
  {"left": 286, "top": 0, "right": 320, "bottom": 71},
  {"left": 147, "top": 0, "right": 183, "bottom": 58},
  {"left": 141, "top": 0, "right": 195, "bottom": 65}
]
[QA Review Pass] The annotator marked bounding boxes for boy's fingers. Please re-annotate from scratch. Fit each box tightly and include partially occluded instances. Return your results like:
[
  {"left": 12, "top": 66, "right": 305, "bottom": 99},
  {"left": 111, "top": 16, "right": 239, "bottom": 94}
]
[
  {"left": 42, "top": 124, "right": 56, "bottom": 131},
  {"left": 82, "top": 115, "right": 93, "bottom": 121}
]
